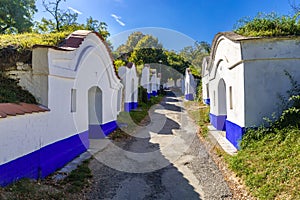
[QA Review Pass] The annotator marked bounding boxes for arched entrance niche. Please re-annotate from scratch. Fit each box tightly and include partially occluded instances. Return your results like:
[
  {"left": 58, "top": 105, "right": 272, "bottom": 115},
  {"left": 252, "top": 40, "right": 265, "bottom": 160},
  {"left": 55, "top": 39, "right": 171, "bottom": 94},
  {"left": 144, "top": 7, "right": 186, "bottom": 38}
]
[{"left": 88, "top": 86, "right": 104, "bottom": 139}]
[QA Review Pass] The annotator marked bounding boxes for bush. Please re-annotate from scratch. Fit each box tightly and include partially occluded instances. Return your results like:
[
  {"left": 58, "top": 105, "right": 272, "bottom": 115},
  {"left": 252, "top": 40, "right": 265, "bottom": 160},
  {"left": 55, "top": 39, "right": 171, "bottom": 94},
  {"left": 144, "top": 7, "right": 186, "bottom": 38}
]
[
  {"left": 138, "top": 86, "right": 148, "bottom": 104},
  {"left": 234, "top": 12, "right": 300, "bottom": 37},
  {"left": 0, "top": 32, "right": 71, "bottom": 50},
  {"left": 240, "top": 70, "right": 300, "bottom": 149},
  {"left": 0, "top": 73, "right": 37, "bottom": 104}
]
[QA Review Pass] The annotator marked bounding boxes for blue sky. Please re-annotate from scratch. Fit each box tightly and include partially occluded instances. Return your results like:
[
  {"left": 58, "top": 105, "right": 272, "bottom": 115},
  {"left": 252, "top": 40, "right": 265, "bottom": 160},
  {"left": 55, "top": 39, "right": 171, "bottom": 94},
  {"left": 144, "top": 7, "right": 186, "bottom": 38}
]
[{"left": 34, "top": 0, "right": 294, "bottom": 51}]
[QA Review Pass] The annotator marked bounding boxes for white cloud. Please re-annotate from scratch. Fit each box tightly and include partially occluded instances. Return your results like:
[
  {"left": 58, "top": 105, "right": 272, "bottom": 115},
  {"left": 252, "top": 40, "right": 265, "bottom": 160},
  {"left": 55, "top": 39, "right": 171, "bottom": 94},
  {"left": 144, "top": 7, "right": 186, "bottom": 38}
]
[
  {"left": 111, "top": 14, "right": 126, "bottom": 26},
  {"left": 68, "top": 7, "right": 83, "bottom": 15}
]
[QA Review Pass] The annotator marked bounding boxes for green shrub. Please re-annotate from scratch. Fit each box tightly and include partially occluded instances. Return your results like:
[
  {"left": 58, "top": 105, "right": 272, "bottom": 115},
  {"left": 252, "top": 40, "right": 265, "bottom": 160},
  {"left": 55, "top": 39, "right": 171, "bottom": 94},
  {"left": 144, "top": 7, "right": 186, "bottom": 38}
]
[
  {"left": 0, "top": 32, "right": 71, "bottom": 50},
  {"left": 234, "top": 12, "right": 300, "bottom": 37},
  {"left": 138, "top": 86, "right": 148, "bottom": 104},
  {"left": 0, "top": 73, "right": 37, "bottom": 104},
  {"left": 227, "top": 70, "right": 300, "bottom": 199}
]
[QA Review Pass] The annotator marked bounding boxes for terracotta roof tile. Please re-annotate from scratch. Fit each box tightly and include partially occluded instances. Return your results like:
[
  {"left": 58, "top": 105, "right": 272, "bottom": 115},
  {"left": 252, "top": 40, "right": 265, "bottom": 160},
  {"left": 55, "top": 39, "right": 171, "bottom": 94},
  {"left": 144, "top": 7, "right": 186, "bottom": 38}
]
[
  {"left": 0, "top": 103, "right": 49, "bottom": 119},
  {"left": 60, "top": 30, "right": 91, "bottom": 49}
]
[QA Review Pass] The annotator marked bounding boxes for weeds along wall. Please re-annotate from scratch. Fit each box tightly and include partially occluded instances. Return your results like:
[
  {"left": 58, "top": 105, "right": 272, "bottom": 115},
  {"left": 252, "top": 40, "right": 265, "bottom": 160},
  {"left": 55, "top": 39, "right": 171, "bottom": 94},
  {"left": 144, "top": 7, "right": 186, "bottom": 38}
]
[
  {"left": 0, "top": 30, "right": 123, "bottom": 186},
  {"left": 205, "top": 32, "right": 300, "bottom": 149}
]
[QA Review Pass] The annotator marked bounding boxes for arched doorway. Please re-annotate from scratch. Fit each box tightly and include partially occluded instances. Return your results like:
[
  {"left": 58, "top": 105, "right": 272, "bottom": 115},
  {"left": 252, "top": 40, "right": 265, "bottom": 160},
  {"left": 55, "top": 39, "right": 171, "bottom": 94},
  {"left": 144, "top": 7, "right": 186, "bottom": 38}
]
[
  {"left": 88, "top": 86, "right": 104, "bottom": 139},
  {"left": 217, "top": 79, "right": 227, "bottom": 130},
  {"left": 131, "top": 78, "right": 135, "bottom": 110}
]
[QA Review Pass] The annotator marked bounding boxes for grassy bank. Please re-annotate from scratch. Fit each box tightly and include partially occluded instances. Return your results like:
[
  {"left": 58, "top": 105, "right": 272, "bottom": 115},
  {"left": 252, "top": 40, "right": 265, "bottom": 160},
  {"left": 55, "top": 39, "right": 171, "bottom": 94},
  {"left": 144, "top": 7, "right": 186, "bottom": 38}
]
[
  {"left": 228, "top": 128, "right": 300, "bottom": 199},
  {"left": 109, "top": 95, "right": 164, "bottom": 140},
  {"left": 184, "top": 101, "right": 210, "bottom": 137},
  {"left": 184, "top": 99, "right": 300, "bottom": 199},
  {"left": 0, "top": 159, "right": 92, "bottom": 200}
]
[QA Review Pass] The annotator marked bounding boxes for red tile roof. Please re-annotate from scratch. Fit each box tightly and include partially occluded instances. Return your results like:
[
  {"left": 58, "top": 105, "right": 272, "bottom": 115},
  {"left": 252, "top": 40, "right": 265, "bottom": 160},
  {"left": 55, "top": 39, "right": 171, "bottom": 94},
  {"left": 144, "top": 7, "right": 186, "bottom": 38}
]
[
  {"left": 60, "top": 30, "right": 91, "bottom": 49},
  {"left": 33, "top": 30, "right": 121, "bottom": 79},
  {"left": 0, "top": 103, "right": 49, "bottom": 118}
]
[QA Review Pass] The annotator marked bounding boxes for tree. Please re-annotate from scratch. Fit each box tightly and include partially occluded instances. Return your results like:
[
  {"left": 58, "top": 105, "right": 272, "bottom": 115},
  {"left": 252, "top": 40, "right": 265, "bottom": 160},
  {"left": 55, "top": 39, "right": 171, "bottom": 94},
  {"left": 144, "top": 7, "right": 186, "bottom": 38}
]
[
  {"left": 179, "top": 41, "right": 211, "bottom": 74},
  {"left": 42, "top": 0, "right": 78, "bottom": 32},
  {"left": 37, "top": 0, "right": 110, "bottom": 39},
  {"left": 135, "top": 35, "right": 163, "bottom": 50},
  {"left": 85, "top": 17, "right": 110, "bottom": 39},
  {"left": 289, "top": 0, "right": 300, "bottom": 13},
  {"left": 0, "top": 0, "right": 37, "bottom": 33},
  {"left": 115, "top": 32, "right": 145, "bottom": 54}
]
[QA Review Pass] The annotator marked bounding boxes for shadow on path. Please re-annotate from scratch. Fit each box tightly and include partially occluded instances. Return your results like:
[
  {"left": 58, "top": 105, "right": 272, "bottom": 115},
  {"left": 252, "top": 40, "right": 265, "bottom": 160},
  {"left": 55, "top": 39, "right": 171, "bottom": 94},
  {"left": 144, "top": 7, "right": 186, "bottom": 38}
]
[{"left": 87, "top": 90, "right": 202, "bottom": 200}]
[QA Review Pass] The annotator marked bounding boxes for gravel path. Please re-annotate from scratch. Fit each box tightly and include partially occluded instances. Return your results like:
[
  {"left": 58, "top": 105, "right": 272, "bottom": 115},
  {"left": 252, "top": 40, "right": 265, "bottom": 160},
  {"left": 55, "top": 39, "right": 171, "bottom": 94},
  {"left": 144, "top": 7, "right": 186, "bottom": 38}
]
[{"left": 86, "top": 91, "right": 232, "bottom": 200}]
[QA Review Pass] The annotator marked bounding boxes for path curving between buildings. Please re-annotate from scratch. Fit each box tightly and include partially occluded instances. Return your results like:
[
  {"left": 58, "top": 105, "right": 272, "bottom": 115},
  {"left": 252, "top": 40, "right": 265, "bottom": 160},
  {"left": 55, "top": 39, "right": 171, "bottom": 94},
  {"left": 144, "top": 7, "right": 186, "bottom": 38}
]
[{"left": 86, "top": 89, "right": 232, "bottom": 200}]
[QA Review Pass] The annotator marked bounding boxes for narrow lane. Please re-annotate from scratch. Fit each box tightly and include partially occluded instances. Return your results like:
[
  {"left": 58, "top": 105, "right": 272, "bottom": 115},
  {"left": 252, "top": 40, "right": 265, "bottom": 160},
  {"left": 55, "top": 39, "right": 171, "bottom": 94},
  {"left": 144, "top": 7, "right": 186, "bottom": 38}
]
[{"left": 87, "top": 90, "right": 232, "bottom": 200}]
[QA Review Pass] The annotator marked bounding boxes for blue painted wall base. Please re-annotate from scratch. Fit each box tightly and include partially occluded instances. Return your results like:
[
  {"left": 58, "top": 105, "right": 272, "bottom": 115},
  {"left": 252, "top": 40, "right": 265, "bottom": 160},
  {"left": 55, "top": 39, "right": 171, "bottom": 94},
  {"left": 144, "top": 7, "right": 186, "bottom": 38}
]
[
  {"left": 147, "top": 93, "right": 151, "bottom": 100},
  {"left": 152, "top": 91, "right": 157, "bottom": 97},
  {"left": 0, "top": 131, "right": 89, "bottom": 187},
  {"left": 124, "top": 102, "right": 138, "bottom": 112},
  {"left": 185, "top": 93, "right": 194, "bottom": 101},
  {"left": 89, "top": 120, "right": 118, "bottom": 139},
  {"left": 131, "top": 102, "right": 138, "bottom": 110},
  {"left": 124, "top": 102, "right": 131, "bottom": 112},
  {"left": 225, "top": 120, "right": 245, "bottom": 149},
  {"left": 204, "top": 99, "right": 210, "bottom": 105},
  {"left": 210, "top": 113, "right": 227, "bottom": 131}
]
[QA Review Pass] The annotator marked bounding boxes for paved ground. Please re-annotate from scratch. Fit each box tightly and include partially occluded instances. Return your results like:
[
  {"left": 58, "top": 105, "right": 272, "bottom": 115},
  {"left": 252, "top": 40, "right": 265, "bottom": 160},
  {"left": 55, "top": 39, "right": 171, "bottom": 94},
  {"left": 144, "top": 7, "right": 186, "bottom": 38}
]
[{"left": 86, "top": 90, "right": 232, "bottom": 200}]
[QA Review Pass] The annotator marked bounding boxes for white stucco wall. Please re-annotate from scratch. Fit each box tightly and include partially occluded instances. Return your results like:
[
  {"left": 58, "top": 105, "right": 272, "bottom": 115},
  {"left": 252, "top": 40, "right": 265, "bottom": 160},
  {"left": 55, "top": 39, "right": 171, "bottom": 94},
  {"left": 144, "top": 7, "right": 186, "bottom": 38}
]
[
  {"left": 0, "top": 113, "right": 48, "bottom": 165},
  {"left": 202, "top": 57, "right": 210, "bottom": 101},
  {"left": 151, "top": 69, "right": 157, "bottom": 92},
  {"left": 184, "top": 69, "right": 196, "bottom": 96},
  {"left": 141, "top": 65, "right": 151, "bottom": 93},
  {"left": 208, "top": 34, "right": 300, "bottom": 129},
  {"left": 0, "top": 31, "right": 123, "bottom": 167},
  {"left": 118, "top": 64, "right": 139, "bottom": 104},
  {"left": 208, "top": 36, "right": 245, "bottom": 127},
  {"left": 132, "top": 64, "right": 139, "bottom": 103},
  {"left": 242, "top": 38, "right": 300, "bottom": 127}
]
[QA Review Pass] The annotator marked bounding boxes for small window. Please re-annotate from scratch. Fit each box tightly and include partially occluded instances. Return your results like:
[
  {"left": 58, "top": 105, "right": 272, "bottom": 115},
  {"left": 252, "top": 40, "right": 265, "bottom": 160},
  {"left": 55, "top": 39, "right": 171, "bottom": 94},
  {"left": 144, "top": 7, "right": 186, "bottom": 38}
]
[
  {"left": 213, "top": 91, "right": 216, "bottom": 106},
  {"left": 229, "top": 86, "right": 233, "bottom": 110},
  {"left": 206, "top": 84, "right": 209, "bottom": 98},
  {"left": 71, "top": 89, "right": 76, "bottom": 112}
]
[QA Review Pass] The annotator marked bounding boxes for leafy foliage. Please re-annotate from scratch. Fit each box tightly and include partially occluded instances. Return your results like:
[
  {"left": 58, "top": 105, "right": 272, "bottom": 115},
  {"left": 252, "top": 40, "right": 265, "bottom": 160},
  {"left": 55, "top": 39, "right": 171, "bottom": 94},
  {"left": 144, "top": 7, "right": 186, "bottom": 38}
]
[
  {"left": 234, "top": 12, "right": 300, "bottom": 37},
  {"left": 0, "top": 0, "right": 37, "bottom": 34},
  {"left": 228, "top": 71, "right": 300, "bottom": 199},
  {"left": 114, "top": 31, "right": 201, "bottom": 84},
  {"left": 40, "top": 0, "right": 79, "bottom": 32},
  {"left": 179, "top": 41, "right": 210, "bottom": 74},
  {"left": 36, "top": 0, "right": 110, "bottom": 39},
  {"left": 138, "top": 86, "right": 148, "bottom": 104},
  {"left": 241, "top": 71, "right": 300, "bottom": 149},
  {"left": 0, "top": 73, "right": 37, "bottom": 103},
  {"left": 229, "top": 128, "right": 300, "bottom": 199},
  {"left": 0, "top": 31, "right": 71, "bottom": 50}
]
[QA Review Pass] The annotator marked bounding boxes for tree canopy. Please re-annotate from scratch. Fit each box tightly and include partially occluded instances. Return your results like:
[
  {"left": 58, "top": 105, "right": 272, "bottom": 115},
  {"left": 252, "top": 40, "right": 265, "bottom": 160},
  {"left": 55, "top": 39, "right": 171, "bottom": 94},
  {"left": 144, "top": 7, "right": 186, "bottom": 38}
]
[
  {"left": 0, "top": 0, "right": 37, "bottom": 33},
  {"left": 113, "top": 31, "right": 205, "bottom": 83},
  {"left": 36, "top": 0, "right": 110, "bottom": 39},
  {"left": 179, "top": 41, "right": 210, "bottom": 75}
]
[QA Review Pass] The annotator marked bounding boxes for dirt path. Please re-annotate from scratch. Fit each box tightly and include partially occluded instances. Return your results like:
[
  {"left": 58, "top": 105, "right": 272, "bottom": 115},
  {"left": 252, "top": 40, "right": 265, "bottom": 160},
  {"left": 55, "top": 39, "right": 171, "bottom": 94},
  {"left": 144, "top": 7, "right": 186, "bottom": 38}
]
[{"left": 86, "top": 90, "right": 232, "bottom": 200}]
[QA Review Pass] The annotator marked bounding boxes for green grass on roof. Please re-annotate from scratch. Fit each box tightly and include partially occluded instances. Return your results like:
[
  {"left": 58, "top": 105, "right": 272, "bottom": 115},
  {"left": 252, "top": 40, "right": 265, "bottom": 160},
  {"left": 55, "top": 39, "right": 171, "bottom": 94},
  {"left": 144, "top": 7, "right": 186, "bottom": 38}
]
[{"left": 0, "top": 32, "right": 71, "bottom": 50}]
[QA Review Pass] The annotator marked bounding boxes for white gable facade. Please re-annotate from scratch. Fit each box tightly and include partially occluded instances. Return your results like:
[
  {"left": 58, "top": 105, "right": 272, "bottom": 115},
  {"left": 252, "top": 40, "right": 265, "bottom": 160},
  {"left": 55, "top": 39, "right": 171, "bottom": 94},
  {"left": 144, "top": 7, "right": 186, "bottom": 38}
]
[
  {"left": 150, "top": 69, "right": 158, "bottom": 96},
  {"left": 205, "top": 32, "right": 300, "bottom": 149},
  {"left": 118, "top": 62, "right": 139, "bottom": 112},
  {"left": 0, "top": 30, "right": 123, "bottom": 186},
  {"left": 201, "top": 56, "right": 210, "bottom": 105},
  {"left": 184, "top": 68, "right": 196, "bottom": 101},
  {"left": 140, "top": 64, "right": 151, "bottom": 99}
]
